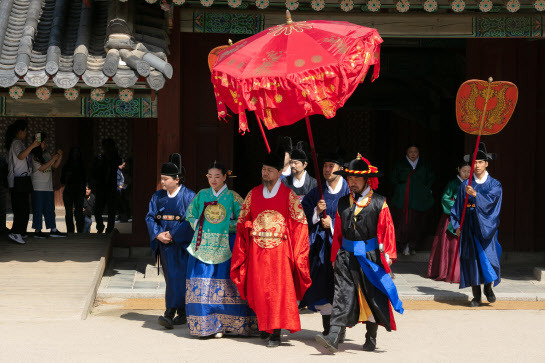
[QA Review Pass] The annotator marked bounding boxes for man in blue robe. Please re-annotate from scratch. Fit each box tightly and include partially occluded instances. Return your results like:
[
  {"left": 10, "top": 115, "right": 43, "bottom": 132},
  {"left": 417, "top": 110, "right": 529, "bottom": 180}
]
[
  {"left": 301, "top": 151, "right": 350, "bottom": 335},
  {"left": 146, "top": 154, "right": 196, "bottom": 328},
  {"left": 451, "top": 142, "right": 502, "bottom": 307}
]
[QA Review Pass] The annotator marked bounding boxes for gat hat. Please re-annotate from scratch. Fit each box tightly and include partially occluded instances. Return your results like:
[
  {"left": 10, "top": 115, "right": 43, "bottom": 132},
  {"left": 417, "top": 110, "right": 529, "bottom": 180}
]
[
  {"left": 290, "top": 141, "right": 308, "bottom": 163},
  {"left": 161, "top": 153, "right": 184, "bottom": 181},
  {"left": 463, "top": 142, "right": 496, "bottom": 162},
  {"left": 334, "top": 153, "right": 382, "bottom": 189}
]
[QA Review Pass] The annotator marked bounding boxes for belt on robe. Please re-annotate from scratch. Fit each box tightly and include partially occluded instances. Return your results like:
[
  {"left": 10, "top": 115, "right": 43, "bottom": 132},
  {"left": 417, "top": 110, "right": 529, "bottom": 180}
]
[
  {"left": 342, "top": 238, "right": 404, "bottom": 314},
  {"left": 466, "top": 204, "right": 475, "bottom": 208},
  {"left": 155, "top": 214, "right": 184, "bottom": 221},
  {"left": 195, "top": 201, "right": 217, "bottom": 251}
]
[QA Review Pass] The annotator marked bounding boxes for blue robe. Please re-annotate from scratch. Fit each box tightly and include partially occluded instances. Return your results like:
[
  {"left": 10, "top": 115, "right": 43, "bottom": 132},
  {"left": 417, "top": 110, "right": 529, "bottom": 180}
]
[
  {"left": 145, "top": 186, "right": 196, "bottom": 309},
  {"left": 300, "top": 178, "right": 350, "bottom": 310},
  {"left": 450, "top": 174, "right": 502, "bottom": 289}
]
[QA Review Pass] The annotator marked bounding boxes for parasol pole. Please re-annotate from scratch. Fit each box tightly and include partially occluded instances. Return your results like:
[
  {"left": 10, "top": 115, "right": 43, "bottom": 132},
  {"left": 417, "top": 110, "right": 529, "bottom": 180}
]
[
  {"left": 305, "top": 116, "right": 324, "bottom": 201},
  {"left": 255, "top": 115, "right": 271, "bottom": 153},
  {"left": 449, "top": 77, "right": 493, "bottom": 283}
]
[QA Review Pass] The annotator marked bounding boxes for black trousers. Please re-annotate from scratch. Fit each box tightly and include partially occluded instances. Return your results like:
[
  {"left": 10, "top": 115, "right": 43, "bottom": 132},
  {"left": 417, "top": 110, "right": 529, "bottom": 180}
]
[
  {"left": 10, "top": 189, "right": 30, "bottom": 235},
  {"left": 330, "top": 249, "right": 392, "bottom": 331},
  {"left": 94, "top": 188, "right": 117, "bottom": 233},
  {"left": 63, "top": 186, "right": 85, "bottom": 233}
]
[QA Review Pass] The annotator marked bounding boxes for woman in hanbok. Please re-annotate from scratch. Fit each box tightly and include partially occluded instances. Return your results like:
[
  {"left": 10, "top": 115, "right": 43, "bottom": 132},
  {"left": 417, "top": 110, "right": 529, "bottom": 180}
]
[
  {"left": 146, "top": 154, "right": 196, "bottom": 330},
  {"left": 185, "top": 162, "right": 258, "bottom": 338},
  {"left": 427, "top": 160, "right": 471, "bottom": 283}
]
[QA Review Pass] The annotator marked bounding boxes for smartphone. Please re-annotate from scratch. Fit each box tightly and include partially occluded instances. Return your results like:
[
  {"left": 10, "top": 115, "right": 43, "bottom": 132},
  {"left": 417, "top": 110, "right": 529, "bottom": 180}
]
[{"left": 35, "top": 133, "right": 41, "bottom": 142}]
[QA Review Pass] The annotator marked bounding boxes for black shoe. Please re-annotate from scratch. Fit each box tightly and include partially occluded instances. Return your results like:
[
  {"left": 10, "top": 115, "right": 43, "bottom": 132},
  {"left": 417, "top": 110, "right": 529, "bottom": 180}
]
[
  {"left": 158, "top": 315, "right": 174, "bottom": 329},
  {"left": 470, "top": 285, "right": 482, "bottom": 307},
  {"left": 315, "top": 325, "right": 341, "bottom": 353},
  {"left": 338, "top": 326, "right": 346, "bottom": 344},
  {"left": 50, "top": 230, "right": 67, "bottom": 238},
  {"left": 362, "top": 323, "right": 378, "bottom": 351},
  {"left": 484, "top": 283, "right": 496, "bottom": 303},
  {"left": 33, "top": 231, "right": 49, "bottom": 239},
  {"left": 321, "top": 315, "right": 331, "bottom": 336},
  {"left": 260, "top": 331, "right": 272, "bottom": 339},
  {"left": 173, "top": 308, "right": 187, "bottom": 325},
  {"left": 266, "top": 329, "right": 281, "bottom": 348},
  {"left": 173, "top": 314, "right": 187, "bottom": 325}
]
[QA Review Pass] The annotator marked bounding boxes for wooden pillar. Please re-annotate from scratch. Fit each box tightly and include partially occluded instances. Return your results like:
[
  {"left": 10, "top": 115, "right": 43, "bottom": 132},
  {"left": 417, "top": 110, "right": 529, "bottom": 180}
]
[{"left": 157, "top": 10, "right": 181, "bottom": 182}]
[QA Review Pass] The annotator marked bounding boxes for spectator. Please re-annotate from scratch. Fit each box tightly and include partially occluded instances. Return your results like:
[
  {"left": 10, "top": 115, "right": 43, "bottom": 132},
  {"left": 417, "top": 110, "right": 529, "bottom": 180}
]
[
  {"left": 6, "top": 120, "right": 40, "bottom": 244},
  {"left": 116, "top": 160, "right": 129, "bottom": 222},
  {"left": 0, "top": 154, "right": 9, "bottom": 234},
  {"left": 61, "top": 147, "right": 86, "bottom": 233},
  {"left": 91, "top": 138, "right": 121, "bottom": 234},
  {"left": 390, "top": 144, "right": 435, "bottom": 255},
  {"left": 83, "top": 185, "right": 95, "bottom": 233},
  {"left": 30, "top": 132, "right": 66, "bottom": 238}
]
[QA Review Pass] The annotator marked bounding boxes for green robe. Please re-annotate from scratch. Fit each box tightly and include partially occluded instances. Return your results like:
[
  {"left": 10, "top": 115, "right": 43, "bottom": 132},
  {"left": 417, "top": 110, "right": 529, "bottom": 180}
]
[
  {"left": 441, "top": 178, "right": 462, "bottom": 236},
  {"left": 390, "top": 157, "right": 435, "bottom": 212},
  {"left": 186, "top": 187, "right": 243, "bottom": 264}
]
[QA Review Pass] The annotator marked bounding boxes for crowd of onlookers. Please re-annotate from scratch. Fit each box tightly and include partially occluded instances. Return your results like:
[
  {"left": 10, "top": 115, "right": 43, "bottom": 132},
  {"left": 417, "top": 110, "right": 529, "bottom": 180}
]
[{"left": 2, "top": 119, "right": 131, "bottom": 245}]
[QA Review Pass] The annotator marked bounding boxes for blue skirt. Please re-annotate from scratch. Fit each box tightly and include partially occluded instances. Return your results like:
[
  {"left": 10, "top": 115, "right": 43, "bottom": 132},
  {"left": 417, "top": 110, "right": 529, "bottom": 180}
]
[{"left": 185, "top": 235, "right": 258, "bottom": 337}]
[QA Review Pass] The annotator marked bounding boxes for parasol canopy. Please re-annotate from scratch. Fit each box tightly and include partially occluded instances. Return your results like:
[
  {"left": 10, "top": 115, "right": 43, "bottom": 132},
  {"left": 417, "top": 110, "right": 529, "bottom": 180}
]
[{"left": 211, "top": 13, "right": 383, "bottom": 133}]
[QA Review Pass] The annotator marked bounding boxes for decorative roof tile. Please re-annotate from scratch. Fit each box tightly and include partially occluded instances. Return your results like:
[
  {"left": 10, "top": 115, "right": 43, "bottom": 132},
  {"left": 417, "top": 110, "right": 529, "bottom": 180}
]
[{"left": 0, "top": 0, "right": 172, "bottom": 91}]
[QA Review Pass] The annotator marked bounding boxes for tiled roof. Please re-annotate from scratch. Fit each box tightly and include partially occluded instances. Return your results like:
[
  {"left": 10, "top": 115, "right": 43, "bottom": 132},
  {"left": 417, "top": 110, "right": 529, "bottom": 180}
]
[{"left": 0, "top": 0, "right": 172, "bottom": 91}]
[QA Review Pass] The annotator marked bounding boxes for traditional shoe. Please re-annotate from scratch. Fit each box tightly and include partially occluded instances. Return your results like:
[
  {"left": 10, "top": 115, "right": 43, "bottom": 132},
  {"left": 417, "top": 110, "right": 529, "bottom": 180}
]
[
  {"left": 173, "top": 314, "right": 187, "bottom": 325},
  {"left": 315, "top": 325, "right": 341, "bottom": 353},
  {"left": 321, "top": 315, "right": 331, "bottom": 336},
  {"left": 266, "top": 329, "right": 281, "bottom": 348},
  {"left": 158, "top": 315, "right": 174, "bottom": 329},
  {"left": 362, "top": 323, "right": 378, "bottom": 351},
  {"left": 484, "top": 283, "right": 496, "bottom": 303},
  {"left": 338, "top": 326, "right": 346, "bottom": 344},
  {"left": 173, "top": 308, "right": 186, "bottom": 325},
  {"left": 214, "top": 332, "right": 223, "bottom": 338},
  {"left": 159, "top": 308, "right": 176, "bottom": 329},
  {"left": 260, "top": 331, "right": 272, "bottom": 340},
  {"left": 470, "top": 285, "right": 482, "bottom": 307},
  {"left": 402, "top": 245, "right": 410, "bottom": 256}
]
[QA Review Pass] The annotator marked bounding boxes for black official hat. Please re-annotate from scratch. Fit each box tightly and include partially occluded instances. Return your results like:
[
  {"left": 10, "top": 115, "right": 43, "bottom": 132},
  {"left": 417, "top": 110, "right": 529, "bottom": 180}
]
[
  {"left": 291, "top": 141, "right": 308, "bottom": 163},
  {"left": 161, "top": 153, "right": 184, "bottom": 180},
  {"left": 463, "top": 142, "right": 496, "bottom": 162}
]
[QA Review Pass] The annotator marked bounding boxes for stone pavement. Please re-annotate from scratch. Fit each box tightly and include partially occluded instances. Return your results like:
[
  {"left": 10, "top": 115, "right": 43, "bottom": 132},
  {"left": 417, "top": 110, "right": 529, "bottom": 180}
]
[
  {"left": 0, "top": 234, "right": 111, "bottom": 321},
  {"left": 97, "top": 251, "right": 545, "bottom": 302}
]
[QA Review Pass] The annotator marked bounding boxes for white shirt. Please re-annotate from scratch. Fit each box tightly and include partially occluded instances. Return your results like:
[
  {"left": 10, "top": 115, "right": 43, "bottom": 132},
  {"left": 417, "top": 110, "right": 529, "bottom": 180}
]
[
  {"left": 263, "top": 178, "right": 281, "bottom": 199},
  {"left": 406, "top": 155, "right": 419, "bottom": 170},
  {"left": 474, "top": 171, "right": 489, "bottom": 185},
  {"left": 212, "top": 184, "right": 227, "bottom": 197},
  {"left": 282, "top": 167, "right": 291, "bottom": 177},
  {"left": 292, "top": 171, "right": 307, "bottom": 188},
  {"left": 168, "top": 185, "right": 182, "bottom": 198},
  {"left": 31, "top": 153, "right": 53, "bottom": 191},
  {"left": 7, "top": 139, "right": 31, "bottom": 188}
]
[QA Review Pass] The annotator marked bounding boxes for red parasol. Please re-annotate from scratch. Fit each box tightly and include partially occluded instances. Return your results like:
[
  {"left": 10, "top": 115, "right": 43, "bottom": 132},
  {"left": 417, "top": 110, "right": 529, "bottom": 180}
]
[
  {"left": 449, "top": 77, "right": 518, "bottom": 282},
  {"left": 210, "top": 11, "right": 382, "bottom": 199}
]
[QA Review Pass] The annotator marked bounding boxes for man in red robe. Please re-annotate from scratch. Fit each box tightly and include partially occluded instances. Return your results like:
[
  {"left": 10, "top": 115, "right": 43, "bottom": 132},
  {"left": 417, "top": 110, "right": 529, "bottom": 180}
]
[
  {"left": 316, "top": 154, "right": 403, "bottom": 354},
  {"left": 231, "top": 147, "right": 312, "bottom": 348}
]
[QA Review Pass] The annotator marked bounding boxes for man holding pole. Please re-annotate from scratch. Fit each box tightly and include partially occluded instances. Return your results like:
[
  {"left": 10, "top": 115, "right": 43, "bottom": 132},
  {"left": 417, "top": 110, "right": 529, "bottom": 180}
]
[{"left": 451, "top": 142, "right": 502, "bottom": 307}]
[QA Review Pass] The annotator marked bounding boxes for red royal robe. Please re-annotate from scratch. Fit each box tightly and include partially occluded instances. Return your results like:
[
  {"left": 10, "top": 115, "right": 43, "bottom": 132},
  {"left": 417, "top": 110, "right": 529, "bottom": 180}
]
[{"left": 231, "top": 182, "right": 311, "bottom": 333}]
